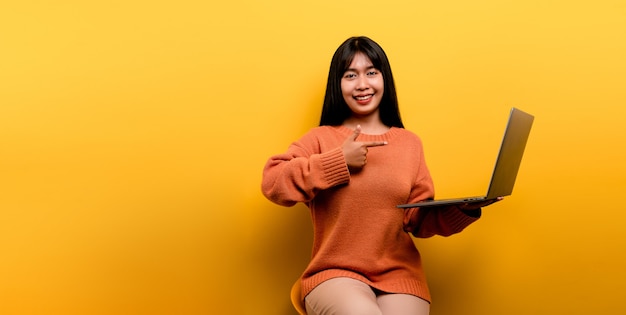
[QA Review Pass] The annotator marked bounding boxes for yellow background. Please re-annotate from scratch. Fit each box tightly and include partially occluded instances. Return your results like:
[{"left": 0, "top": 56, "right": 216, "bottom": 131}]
[{"left": 1, "top": 1, "right": 625, "bottom": 314}]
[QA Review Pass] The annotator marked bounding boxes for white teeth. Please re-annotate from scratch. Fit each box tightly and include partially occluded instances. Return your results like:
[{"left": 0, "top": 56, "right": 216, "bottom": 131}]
[{"left": 355, "top": 95, "right": 372, "bottom": 100}]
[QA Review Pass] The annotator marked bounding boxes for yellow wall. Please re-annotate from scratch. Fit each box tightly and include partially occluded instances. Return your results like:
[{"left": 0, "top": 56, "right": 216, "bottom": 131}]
[{"left": 1, "top": 1, "right": 624, "bottom": 314}]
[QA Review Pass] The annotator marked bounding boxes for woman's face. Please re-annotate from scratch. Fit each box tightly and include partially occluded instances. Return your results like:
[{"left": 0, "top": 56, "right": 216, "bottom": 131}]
[{"left": 341, "top": 52, "right": 384, "bottom": 119}]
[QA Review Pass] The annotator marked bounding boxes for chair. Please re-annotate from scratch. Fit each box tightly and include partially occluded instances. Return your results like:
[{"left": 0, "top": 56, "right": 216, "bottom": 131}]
[{"left": 290, "top": 280, "right": 307, "bottom": 315}]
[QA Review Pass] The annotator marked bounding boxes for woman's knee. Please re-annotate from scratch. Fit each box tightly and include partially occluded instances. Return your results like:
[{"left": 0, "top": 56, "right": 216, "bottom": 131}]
[{"left": 377, "top": 293, "right": 430, "bottom": 315}]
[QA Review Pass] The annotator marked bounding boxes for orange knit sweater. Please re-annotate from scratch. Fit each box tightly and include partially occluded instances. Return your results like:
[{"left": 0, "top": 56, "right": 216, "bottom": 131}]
[{"left": 262, "top": 125, "right": 480, "bottom": 305}]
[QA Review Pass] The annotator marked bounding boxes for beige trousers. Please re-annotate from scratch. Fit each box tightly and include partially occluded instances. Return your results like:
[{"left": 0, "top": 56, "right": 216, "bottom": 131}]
[{"left": 304, "top": 277, "right": 430, "bottom": 315}]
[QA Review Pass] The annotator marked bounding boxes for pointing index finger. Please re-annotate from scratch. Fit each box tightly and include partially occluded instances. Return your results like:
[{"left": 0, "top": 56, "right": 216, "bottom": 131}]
[{"left": 363, "top": 141, "right": 388, "bottom": 147}]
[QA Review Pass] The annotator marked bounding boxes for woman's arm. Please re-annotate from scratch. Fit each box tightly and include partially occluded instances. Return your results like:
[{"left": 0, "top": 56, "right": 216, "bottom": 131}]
[{"left": 261, "top": 140, "right": 350, "bottom": 207}]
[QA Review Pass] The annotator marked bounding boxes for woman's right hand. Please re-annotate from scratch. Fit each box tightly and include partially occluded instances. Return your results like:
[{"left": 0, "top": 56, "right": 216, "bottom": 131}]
[{"left": 342, "top": 125, "right": 387, "bottom": 172}]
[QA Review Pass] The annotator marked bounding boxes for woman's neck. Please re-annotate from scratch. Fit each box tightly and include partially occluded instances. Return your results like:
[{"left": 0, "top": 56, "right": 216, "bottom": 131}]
[{"left": 342, "top": 117, "right": 390, "bottom": 135}]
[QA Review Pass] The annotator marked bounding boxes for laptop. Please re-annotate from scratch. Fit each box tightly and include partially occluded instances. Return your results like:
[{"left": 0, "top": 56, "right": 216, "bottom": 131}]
[{"left": 397, "top": 107, "right": 534, "bottom": 208}]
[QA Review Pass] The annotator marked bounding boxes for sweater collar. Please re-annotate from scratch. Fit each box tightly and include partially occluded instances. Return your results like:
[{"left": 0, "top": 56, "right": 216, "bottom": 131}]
[{"left": 332, "top": 125, "right": 403, "bottom": 142}]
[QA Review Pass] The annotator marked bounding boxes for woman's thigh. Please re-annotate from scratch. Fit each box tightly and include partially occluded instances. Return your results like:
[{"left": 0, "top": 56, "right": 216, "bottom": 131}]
[
  {"left": 377, "top": 293, "right": 430, "bottom": 315},
  {"left": 304, "top": 277, "right": 382, "bottom": 315}
]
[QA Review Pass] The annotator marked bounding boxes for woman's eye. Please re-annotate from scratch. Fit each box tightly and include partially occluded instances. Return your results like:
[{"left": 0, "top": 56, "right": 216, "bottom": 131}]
[
  {"left": 344, "top": 73, "right": 357, "bottom": 79},
  {"left": 367, "top": 70, "right": 378, "bottom": 76}
]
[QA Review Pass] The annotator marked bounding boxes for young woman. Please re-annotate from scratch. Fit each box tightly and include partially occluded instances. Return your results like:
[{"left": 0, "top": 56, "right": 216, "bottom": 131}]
[{"left": 261, "top": 36, "right": 500, "bottom": 315}]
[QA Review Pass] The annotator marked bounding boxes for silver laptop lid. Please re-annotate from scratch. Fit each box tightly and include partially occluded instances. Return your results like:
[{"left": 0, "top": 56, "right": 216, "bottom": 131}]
[{"left": 485, "top": 107, "right": 534, "bottom": 199}]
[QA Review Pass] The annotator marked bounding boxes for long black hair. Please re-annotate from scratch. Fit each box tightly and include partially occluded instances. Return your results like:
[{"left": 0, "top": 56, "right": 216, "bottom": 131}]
[{"left": 319, "top": 36, "right": 404, "bottom": 128}]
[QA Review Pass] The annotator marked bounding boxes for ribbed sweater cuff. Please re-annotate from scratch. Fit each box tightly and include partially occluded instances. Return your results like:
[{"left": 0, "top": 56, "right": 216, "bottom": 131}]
[
  {"left": 318, "top": 147, "right": 350, "bottom": 187},
  {"left": 445, "top": 207, "right": 481, "bottom": 231}
]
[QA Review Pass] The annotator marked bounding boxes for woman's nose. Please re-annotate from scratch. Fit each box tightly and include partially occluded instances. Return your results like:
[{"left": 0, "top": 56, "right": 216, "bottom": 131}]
[{"left": 356, "top": 76, "right": 369, "bottom": 90}]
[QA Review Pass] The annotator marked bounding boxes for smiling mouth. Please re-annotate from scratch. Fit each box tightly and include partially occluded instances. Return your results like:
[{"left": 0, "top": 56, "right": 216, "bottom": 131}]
[{"left": 354, "top": 94, "right": 373, "bottom": 101}]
